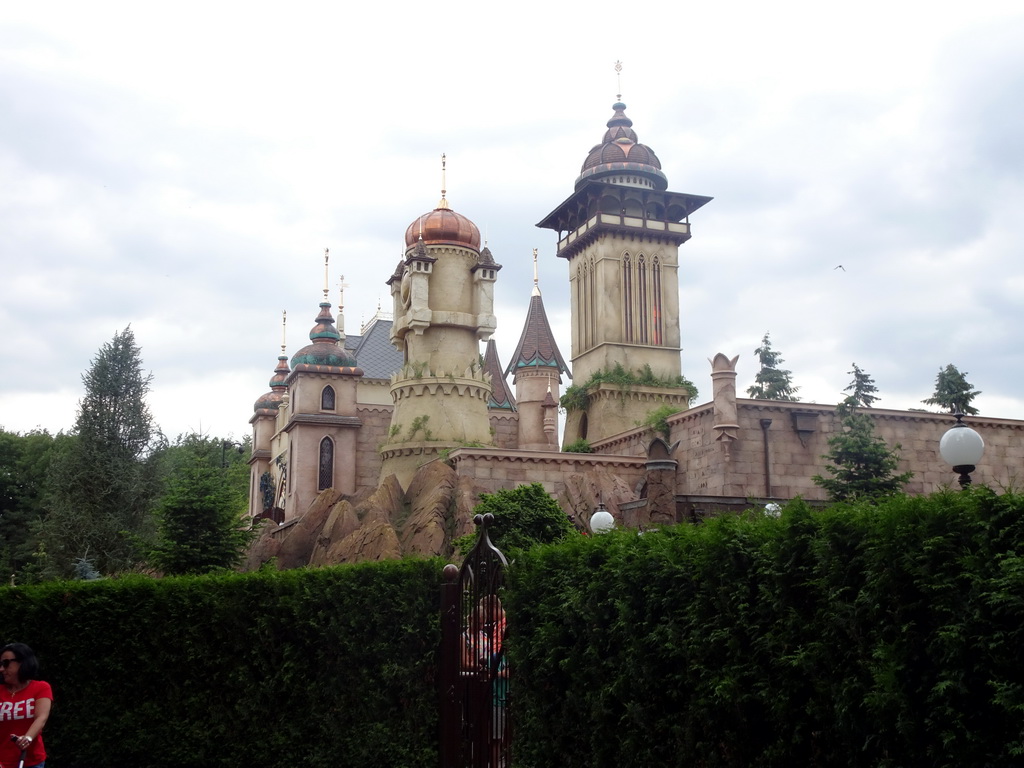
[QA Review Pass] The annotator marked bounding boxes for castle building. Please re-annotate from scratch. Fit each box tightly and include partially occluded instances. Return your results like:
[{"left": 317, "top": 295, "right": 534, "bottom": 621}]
[{"left": 247, "top": 98, "right": 1024, "bottom": 561}]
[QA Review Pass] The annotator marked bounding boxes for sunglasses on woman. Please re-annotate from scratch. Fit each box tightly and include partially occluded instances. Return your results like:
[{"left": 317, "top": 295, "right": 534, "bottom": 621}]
[{"left": 0, "top": 658, "right": 17, "bottom": 668}]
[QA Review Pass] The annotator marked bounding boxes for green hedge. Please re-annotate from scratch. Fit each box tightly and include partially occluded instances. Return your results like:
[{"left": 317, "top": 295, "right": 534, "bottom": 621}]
[
  {"left": 0, "top": 559, "right": 443, "bottom": 768},
  {"left": 6, "top": 491, "right": 1024, "bottom": 768},
  {"left": 506, "top": 489, "right": 1024, "bottom": 768}
]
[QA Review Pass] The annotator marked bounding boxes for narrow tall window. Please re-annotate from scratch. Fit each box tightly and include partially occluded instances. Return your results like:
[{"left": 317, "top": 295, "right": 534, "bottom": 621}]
[
  {"left": 637, "top": 254, "right": 649, "bottom": 344},
  {"left": 652, "top": 256, "right": 663, "bottom": 345},
  {"left": 318, "top": 437, "right": 334, "bottom": 491},
  {"left": 587, "top": 258, "right": 596, "bottom": 347},
  {"left": 622, "top": 253, "right": 633, "bottom": 343},
  {"left": 321, "top": 385, "right": 336, "bottom": 411}
]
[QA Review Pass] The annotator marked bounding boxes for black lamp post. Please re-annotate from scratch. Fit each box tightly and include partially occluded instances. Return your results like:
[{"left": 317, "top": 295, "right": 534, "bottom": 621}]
[
  {"left": 938, "top": 413, "right": 984, "bottom": 488},
  {"left": 221, "top": 440, "right": 244, "bottom": 468}
]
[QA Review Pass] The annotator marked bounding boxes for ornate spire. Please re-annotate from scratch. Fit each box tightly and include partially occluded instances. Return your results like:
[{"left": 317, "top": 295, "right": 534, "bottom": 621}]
[
  {"left": 437, "top": 153, "right": 450, "bottom": 210},
  {"left": 484, "top": 339, "right": 516, "bottom": 411},
  {"left": 532, "top": 248, "right": 540, "bottom": 297},
  {"left": 505, "top": 253, "right": 570, "bottom": 380},
  {"left": 253, "top": 310, "right": 291, "bottom": 414},
  {"left": 337, "top": 273, "right": 350, "bottom": 343}
]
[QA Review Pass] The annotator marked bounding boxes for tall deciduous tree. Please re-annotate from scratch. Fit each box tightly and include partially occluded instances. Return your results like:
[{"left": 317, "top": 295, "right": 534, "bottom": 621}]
[
  {"left": 814, "top": 366, "right": 911, "bottom": 501},
  {"left": 923, "top": 364, "right": 980, "bottom": 415},
  {"left": 36, "top": 327, "right": 163, "bottom": 577},
  {"left": 747, "top": 332, "right": 799, "bottom": 401},
  {"left": 150, "top": 435, "right": 253, "bottom": 575}
]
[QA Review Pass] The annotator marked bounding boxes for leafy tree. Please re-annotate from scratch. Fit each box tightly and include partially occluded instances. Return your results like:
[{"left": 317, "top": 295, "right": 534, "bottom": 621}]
[
  {"left": 150, "top": 435, "right": 254, "bottom": 575},
  {"left": 36, "top": 327, "right": 164, "bottom": 578},
  {"left": 456, "top": 483, "right": 576, "bottom": 555},
  {"left": 843, "top": 363, "right": 879, "bottom": 408},
  {"left": 813, "top": 397, "right": 912, "bottom": 502},
  {"left": 923, "top": 364, "right": 980, "bottom": 415},
  {"left": 0, "top": 429, "right": 69, "bottom": 580},
  {"left": 747, "top": 332, "right": 799, "bottom": 400}
]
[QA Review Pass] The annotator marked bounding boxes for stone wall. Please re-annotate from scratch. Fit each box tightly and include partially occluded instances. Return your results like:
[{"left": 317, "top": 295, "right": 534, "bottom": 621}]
[
  {"left": 590, "top": 399, "right": 1023, "bottom": 502},
  {"left": 355, "top": 404, "right": 393, "bottom": 491},
  {"left": 447, "top": 447, "right": 648, "bottom": 528},
  {"left": 489, "top": 411, "right": 519, "bottom": 450}
]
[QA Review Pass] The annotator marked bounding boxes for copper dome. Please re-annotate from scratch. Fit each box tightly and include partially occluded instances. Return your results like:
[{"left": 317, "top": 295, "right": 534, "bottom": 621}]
[
  {"left": 404, "top": 201, "right": 481, "bottom": 250},
  {"left": 576, "top": 101, "right": 667, "bottom": 191}
]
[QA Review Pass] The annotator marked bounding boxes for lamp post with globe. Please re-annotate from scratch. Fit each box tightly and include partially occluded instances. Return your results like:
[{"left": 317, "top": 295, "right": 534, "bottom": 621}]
[
  {"left": 939, "top": 413, "right": 985, "bottom": 488},
  {"left": 589, "top": 501, "right": 615, "bottom": 534}
]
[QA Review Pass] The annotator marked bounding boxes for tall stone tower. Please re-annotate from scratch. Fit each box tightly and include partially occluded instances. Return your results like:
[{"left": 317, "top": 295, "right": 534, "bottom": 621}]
[
  {"left": 381, "top": 184, "right": 500, "bottom": 487},
  {"left": 505, "top": 250, "right": 570, "bottom": 451},
  {"left": 537, "top": 99, "right": 712, "bottom": 445},
  {"left": 283, "top": 291, "right": 363, "bottom": 510}
]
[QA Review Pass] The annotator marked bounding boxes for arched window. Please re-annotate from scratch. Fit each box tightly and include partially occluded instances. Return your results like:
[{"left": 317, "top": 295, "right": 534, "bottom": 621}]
[
  {"left": 318, "top": 437, "right": 334, "bottom": 491},
  {"left": 321, "top": 385, "right": 336, "bottom": 411}
]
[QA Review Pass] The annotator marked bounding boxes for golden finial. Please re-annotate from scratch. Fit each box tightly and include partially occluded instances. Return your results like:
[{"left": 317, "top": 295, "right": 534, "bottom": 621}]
[
  {"left": 437, "top": 153, "right": 450, "bottom": 209},
  {"left": 615, "top": 60, "right": 623, "bottom": 101},
  {"left": 323, "top": 248, "right": 330, "bottom": 301},
  {"left": 281, "top": 310, "right": 287, "bottom": 355}
]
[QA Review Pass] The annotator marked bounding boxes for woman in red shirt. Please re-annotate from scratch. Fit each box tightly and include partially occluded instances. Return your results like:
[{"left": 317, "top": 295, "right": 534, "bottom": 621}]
[{"left": 0, "top": 644, "right": 52, "bottom": 768}]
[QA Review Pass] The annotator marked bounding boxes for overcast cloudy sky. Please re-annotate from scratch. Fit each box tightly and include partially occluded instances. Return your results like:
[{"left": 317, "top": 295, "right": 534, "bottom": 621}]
[{"left": 2, "top": 1, "right": 1022, "bottom": 442}]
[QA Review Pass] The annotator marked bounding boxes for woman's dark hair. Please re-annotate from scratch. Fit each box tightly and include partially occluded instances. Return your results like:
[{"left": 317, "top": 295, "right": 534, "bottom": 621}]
[{"left": 1, "top": 643, "right": 39, "bottom": 682}]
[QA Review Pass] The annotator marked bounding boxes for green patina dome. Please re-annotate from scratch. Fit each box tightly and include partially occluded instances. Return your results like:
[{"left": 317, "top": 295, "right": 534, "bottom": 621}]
[{"left": 290, "top": 302, "right": 360, "bottom": 371}]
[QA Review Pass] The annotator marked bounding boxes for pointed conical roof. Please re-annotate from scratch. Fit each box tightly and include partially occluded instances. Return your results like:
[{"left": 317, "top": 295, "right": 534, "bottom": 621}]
[
  {"left": 484, "top": 339, "right": 516, "bottom": 410},
  {"left": 505, "top": 285, "right": 570, "bottom": 380}
]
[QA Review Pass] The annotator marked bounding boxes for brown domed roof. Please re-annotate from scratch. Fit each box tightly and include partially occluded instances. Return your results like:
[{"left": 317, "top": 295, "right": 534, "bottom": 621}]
[
  {"left": 404, "top": 199, "right": 481, "bottom": 250},
  {"left": 576, "top": 101, "right": 667, "bottom": 191},
  {"left": 254, "top": 354, "right": 290, "bottom": 414}
]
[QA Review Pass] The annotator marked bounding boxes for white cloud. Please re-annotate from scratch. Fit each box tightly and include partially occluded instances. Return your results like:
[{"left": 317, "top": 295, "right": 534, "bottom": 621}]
[{"left": 2, "top": 1, "right": 1023, "bottom": 440}]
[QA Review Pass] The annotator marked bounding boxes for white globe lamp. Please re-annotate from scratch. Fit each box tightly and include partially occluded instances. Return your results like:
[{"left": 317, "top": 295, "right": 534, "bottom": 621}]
[
  {"left": 589, "top": 503, "right": 615, "bottom": 534},
  {"left": 939, "top": 413, "right": 985, "bottom": 488}
]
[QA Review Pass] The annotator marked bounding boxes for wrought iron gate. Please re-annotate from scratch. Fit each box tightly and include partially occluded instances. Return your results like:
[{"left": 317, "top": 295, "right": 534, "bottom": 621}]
[{"left": 440, "top": 513, "right": 510, "bottom": 768}]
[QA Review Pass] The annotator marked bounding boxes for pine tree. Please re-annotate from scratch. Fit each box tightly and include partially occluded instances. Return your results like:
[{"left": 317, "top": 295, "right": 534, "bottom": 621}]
[
  {"left": 813, "top": 371, "right": 912, "bottom": 502},
  {"left": 747, "top": 332, "right": 799, "bottom": 400},
  {"left": 843, "top": 363, "right": 879, "bottom": 408},
  {"left": 0, "top": 429, "right": 68, "bottom": 580},
  {"left": 150, "top": 435, "right": 253, "bottom": 575},
  {"left": 922, "top": 364, "right": 980, "bottom": 415},
  {"left": 36, "top": 327, "right": 163, "bottom": 577}
]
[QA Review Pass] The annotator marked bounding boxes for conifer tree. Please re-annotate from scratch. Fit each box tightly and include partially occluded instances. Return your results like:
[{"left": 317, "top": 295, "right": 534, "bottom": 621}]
[
  {"left": 814, "top": 365, "right": 911, "bottom": 501},
  {"left": 36, "top": 327, "right": 163, "bottom": 577},
  {"left": 843, "top": 363, "right": 879, "bottom": 408},
  {"left": 922, "top": 364, "right": 980, "bottom": 415},
  {"left": 747, "top": 332, "right": 799, "bottom": 400},
  {"left": 150, "top": 435, "right": 253, "bottom": 575}
]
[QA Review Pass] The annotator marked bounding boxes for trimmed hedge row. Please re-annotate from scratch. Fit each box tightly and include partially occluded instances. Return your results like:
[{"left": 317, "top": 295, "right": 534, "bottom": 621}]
[
  {"left": 5, "top": 490, "right": 1024, "bottom": 768},
  {"left": 506, "top": 489, "right": 1024, "bottom": 768},
  {"left": 0, "top": 559, "right": 443, "bottom": 768}
]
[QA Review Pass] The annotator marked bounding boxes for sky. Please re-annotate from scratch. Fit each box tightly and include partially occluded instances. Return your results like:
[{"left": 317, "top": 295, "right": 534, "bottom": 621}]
[{"left": 2, "top": 0, "right": 1023, "bottom": 442}]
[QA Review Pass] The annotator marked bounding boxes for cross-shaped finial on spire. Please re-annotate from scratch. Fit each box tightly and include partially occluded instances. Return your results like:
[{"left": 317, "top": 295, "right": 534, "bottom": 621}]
[{"left": 338, "top": 274, "right": 351, "bottom": 312}]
